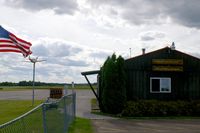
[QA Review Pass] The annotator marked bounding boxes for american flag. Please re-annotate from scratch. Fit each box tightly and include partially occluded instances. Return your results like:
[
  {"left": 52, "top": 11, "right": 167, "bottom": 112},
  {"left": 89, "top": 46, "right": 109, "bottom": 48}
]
[{"left": 0, "top": 25, "right": 32, "bottom": 57}]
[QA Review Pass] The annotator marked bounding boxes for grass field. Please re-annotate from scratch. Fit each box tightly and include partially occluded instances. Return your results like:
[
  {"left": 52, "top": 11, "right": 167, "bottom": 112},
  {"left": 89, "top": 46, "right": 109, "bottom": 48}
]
[
  {"left": 0, "top": 100, "right": 93, "bottom": 133},
  {"left": 0, "top": 100, "right": 43, "bottom": 124},
  {"left": 68, "top": 117, "right": 94, "bottom": 133},
  {"left": 0, "top": 84, "right": 95, "bottom": 91}
]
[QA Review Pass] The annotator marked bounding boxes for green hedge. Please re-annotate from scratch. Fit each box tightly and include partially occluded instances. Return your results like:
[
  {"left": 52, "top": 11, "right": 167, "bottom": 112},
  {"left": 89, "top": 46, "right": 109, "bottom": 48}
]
[{"left": 121, "top": 100, "right": 200, "bottom": 117}]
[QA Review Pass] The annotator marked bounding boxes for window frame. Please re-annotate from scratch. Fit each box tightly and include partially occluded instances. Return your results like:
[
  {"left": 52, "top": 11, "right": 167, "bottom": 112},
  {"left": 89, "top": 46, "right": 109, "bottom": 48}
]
[{"left": 150, "top": 77, "right": 171, "bottom": 93}]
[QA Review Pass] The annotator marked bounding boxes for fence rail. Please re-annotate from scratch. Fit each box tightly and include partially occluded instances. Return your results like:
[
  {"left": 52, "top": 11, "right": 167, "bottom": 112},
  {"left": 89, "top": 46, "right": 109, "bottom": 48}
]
[{"left": 0, "top": 93, "right": 76, "bottom": 133}]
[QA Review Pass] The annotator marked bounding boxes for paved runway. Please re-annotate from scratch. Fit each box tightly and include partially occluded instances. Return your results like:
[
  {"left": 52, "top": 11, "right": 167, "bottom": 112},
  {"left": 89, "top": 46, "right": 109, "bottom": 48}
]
[
  {"left": 0, "top": 89, "right": 112, "bottom": 119},
  {"left": 92, "top": 119, "right": 200, "bottom": 133},
  {"left": 0, "top": 90, "right": 49, "bottom": 100}
]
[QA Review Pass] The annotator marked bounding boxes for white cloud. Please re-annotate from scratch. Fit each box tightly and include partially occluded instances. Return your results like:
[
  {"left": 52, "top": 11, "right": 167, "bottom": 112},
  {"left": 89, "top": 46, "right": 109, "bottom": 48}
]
[{"left": 0, "top": 37, "right": 113, "bottom": 83}]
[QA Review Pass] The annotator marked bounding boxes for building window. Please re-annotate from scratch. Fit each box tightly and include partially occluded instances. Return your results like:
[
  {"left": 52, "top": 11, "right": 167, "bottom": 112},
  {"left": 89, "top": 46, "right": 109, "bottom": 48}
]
[{"left": 150, "top": 77, "right": 171, "bottom": 93}]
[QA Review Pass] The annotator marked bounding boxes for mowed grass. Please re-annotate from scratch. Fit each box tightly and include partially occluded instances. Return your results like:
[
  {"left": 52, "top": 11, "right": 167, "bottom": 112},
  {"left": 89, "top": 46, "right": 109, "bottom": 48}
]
[
  {"left": 0, "top": 84, "right": 95, "bottom": 91},
  {"left": 0, "top": 86, "right": 63, "bottom": 91},
  {"left": 68, "top": 117, "right": 94, "bottom": 133},
  {"left": 0, "top": 101, "right": 94, "bottom": 133},
  {"left": 0, "top": 100, "right": 43, "bottom": 124}
]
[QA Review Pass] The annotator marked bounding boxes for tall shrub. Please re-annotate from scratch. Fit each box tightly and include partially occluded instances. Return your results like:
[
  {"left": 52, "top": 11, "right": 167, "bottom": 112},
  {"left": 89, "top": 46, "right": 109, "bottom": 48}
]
[{"left": 99, "top": 53, "right": 126, "bottom": 114}]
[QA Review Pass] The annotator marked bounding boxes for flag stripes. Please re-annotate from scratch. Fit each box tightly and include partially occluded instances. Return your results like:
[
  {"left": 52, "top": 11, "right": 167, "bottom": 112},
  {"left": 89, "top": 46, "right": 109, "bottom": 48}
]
[
  {"left": 0, "top": 37, "right": 31, "bottom": 55},
  {"left": 0, "top": 26, "right": 32, "bottom": 57}
]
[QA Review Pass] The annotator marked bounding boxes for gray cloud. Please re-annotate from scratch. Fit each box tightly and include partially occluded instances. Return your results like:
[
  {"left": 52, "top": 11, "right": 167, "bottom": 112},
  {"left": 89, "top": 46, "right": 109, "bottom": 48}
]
[
  {"left": 4, "top": 0, "right": 78, "bottom": 15},
  {"left": 141, "top": 36, "right": 155, "bottom": 41},
  {"left": 0, "top": 53, "right": 25, "bottom": 68},
  {"left": 63, "top": 58, "right": 89, "bottom": 67},
  {"left": 88, "top": 0, "right": 200, "bottom": 28},
  {"left": 32, "top": 41, "right": 82, "bottom": 57},
  {"left": 46, "top": 57, "right": 89, "bottom": 67},
  {"left": 140, "top": 31, "right": 166, "bottom": 41},
  {"left": 31, "top": 40, "right": 89, "bottom": 67},
  {"left": 89, "top": 51, "right": 110, "bottom": 59},
  {"left": 164, "top": 0, "right": 200, "bottom": 28},
  {"left": 0, "top": 53, "right": 32, "bottom": 81},
  {"left": 32, "top": 44, "right": 49, "bottom": 56}
]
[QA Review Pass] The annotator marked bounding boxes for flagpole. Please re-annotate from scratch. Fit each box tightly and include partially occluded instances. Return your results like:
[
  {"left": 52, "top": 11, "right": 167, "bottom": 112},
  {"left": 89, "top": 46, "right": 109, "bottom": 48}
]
[{"left": 32, "top": 62, "right": 35, "bottom": 106}]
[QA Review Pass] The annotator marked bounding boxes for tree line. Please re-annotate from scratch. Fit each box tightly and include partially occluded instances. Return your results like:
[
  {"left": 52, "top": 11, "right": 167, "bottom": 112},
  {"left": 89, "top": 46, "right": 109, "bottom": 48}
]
[{"left": 0, "top": 81, "right": 65, "bottom": 86}]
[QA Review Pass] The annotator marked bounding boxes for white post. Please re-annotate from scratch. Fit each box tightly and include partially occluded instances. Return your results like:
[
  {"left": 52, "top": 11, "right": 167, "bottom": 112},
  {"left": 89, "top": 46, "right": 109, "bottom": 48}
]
[
  {"left": 64, "top": 84, "right": 68, "bottom": 95},
  {"left": 72, "top": 82, "right": 75, "bottom": 93}
]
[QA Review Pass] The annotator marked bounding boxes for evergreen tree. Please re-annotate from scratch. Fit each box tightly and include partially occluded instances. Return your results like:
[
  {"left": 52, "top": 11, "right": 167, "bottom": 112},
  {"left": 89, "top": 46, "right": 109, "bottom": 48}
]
[{"left": 99, "top": 53, "right": 126, "bottom": 114}]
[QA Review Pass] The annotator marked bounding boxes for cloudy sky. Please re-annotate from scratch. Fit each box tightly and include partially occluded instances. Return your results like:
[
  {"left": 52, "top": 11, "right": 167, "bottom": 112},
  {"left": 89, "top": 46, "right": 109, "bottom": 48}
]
[{"left": 0, "top": 0, "right": 200, "bottom": 83}]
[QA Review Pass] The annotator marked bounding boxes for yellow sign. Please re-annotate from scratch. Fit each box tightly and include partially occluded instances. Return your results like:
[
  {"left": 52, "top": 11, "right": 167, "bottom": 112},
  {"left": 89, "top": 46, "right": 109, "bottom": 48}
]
[
  {"left": 152, "top": 59, "right": 183, "bottom": 65},
  {"left": 152, "top": 59, "right": 183, "bottom": 72},
  {"left": 50, "top": 88, "right": 63, "bottom": 99},
  {"left": 152, "top": 66, "right": 183, "bottom": 72}
]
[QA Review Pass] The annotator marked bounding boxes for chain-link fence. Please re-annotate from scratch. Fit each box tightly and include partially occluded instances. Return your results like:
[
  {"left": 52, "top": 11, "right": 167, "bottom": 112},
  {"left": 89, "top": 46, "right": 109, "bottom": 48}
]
[{"left": 0, "top": 93, "right": 76, "bottom": 133}]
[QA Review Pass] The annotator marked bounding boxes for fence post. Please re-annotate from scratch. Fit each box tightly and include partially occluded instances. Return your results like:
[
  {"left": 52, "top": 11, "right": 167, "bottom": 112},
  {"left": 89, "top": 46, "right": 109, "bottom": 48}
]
[
  {"left": 73, "top": 93, "right": 76, "bottom": 120},
  {"left": 42, "top": 104, "right": 47, "bottom": 133},
  {"left": 63, "top": 96, "right": 68, "bottom": 133}
]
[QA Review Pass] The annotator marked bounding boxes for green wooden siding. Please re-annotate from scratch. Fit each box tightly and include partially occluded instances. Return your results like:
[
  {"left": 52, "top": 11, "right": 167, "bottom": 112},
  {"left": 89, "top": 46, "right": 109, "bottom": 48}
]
[{"left": 125, "top": 47, "right": 200, "bottom": 100}]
